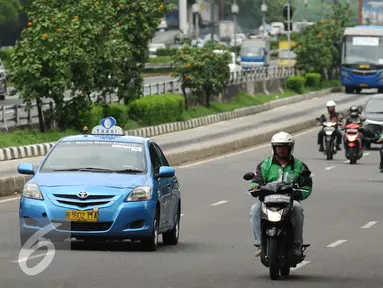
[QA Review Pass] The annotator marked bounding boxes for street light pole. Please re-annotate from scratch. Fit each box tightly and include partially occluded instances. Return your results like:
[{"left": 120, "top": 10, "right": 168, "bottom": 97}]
[
  {"left": 287, "top": 0, "right": 291, "bottom": 67},
  {"left": 304, "top": 0, "right": 308, "bottom": 24},
  {"left": 192, "top": 3, "right": 200, "bottom": 41},
  {"left": 261, "top": 0, "right": 267, "bottom": 39},
  {"left": 231, "top": 1, "right": 239, "bottom": 51}
]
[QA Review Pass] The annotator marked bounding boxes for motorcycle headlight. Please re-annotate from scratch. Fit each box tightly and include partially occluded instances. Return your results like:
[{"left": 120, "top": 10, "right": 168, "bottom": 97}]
[
  {"left": 126, "top": 186, "right": 152, "bottom": 202},
  {"left": 22, "top": 183, "right": 43, "bottom": 200},
  {"left": 267, "top": 209, "right": 283, "bottom": 222}
]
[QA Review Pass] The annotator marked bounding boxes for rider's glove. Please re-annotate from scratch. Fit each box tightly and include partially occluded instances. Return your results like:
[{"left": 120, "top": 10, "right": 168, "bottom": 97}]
[
  {"left": 291, "top": 190, "right": 302, "bottom": 201},
  {"left": 249, "top": 183, "right": 258, "bottom": 191}
]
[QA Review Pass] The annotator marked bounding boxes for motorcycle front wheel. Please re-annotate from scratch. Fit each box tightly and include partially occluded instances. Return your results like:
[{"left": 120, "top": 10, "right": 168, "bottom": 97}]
[{"left": 268, "top": 237, "right": 280, "bottom": 280}]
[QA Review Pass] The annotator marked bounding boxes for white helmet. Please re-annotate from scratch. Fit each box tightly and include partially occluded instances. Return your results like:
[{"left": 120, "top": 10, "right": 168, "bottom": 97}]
[
  {"left": 326, "top": 100, "right": 336, "bottom": 107},
  {"left": 271, "top": 131, "right": 295, "bottom": 155}
]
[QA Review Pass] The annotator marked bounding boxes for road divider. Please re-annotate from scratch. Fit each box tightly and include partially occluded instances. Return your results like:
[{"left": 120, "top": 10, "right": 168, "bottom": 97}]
[
  {"left": 0, "top": 87, "right": 342, "bottom": 163},
  {"left": 0, "top": 101, "right": 358, "bottom": 198}
]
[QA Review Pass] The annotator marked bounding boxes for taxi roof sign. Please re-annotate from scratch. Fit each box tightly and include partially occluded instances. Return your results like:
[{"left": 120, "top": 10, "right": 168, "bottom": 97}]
[{"left": 91, "top": 116, "right": 125, "bottom": 136}]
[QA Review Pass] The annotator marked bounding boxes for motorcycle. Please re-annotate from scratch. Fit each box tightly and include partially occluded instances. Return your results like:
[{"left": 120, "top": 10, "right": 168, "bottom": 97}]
[
  {"left": 317, "top": 119, "right": 338, "bottom": 160},
  {"left": 243, "top": 170, "right": 311, "bottom": 280},
  {"left": 344, "top": 123, "right": 364, "bottom": 164}
]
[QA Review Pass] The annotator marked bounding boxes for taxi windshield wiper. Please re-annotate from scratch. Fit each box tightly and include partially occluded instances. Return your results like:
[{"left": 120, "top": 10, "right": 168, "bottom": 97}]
[
  {"left": 53, "top": 167, "right": 113, "bottom": 172},
  {"left": 52, "top": 167, "right": 144, "bottom": 173},
  {"left": 113, "top": 168, "right": 144, "bottom": 174}
]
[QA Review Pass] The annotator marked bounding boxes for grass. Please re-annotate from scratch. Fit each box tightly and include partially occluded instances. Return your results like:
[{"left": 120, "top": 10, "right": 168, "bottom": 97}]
[
  {"left": 147, "top": 56, "right": 172, "bottom": 64},
  {"left": 0, "top": 80, "right": 340, "bottom": 148}
]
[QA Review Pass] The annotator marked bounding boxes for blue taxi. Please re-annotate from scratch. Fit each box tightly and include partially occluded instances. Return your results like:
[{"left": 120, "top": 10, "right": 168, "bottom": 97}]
[{"left": 17, "top": 117, "right": 181, "bottom": 251}]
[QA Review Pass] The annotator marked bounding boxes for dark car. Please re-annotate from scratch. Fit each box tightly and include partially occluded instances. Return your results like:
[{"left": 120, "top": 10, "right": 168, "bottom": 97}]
[{"left": 362, "top": 94, "right": 383, "bottom": 148}]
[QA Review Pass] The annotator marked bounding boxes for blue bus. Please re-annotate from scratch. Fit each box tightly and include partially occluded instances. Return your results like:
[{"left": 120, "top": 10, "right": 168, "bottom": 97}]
[{"left": 341, "top": 26, "right": 383, "bottom": 94}]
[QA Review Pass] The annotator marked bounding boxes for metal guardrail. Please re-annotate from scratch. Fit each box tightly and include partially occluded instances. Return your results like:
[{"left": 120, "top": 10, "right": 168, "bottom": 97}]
[{"left": 0, "top": 65, "right": 295, "bottom": 129}]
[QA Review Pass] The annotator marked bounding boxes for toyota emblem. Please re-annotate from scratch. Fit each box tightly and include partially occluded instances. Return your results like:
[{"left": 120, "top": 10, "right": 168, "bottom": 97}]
[{"left": 77, "top": 191, "right": 88, "bottom": 199}]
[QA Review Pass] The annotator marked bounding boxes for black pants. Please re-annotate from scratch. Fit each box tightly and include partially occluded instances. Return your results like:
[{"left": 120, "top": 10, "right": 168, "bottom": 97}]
[
  {"left": 318, "top": 129, "right": 342, "bottom": 146},
  {"left": 380, "top": 145, "right": 383, "bottom": 168}
]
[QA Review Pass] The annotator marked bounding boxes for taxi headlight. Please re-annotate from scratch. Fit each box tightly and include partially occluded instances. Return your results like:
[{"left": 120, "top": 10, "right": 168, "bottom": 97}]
[
  {"left": 22, "top": 183, "right": 43, "bottom": 200},
  {"left": 126, "top": 186, "right": 152, "bottom": 202}
]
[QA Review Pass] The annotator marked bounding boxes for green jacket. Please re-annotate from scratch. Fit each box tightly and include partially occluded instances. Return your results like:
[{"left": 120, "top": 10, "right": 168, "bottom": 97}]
[{"left": 250, "top": 156, "right": 313, "bottom": 200}]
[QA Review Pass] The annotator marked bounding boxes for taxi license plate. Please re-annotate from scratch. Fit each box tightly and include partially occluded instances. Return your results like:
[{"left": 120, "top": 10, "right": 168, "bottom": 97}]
[
  {"left": 66, "top": 210, "right": 98, "bottom": 222},
  {"left": 360, "top": 84, "right": 368, "bottom": 87}
]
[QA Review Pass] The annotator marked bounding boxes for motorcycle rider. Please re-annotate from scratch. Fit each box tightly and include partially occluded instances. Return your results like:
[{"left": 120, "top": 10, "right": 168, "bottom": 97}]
[
  {"left": 377, "top": 135, "right": 383, "bottom": 172},
  {"left": 344, "top": 105, "right": 363, "bottom": 125},
  {"left": 317, "top": 100, "right": 344, "bottom": 152},
  {"left": 344, "top": 105, "right": 365, "bottom": 148},
  {"left": 249, "top": 131, "right": 313, "bottom": 258}
]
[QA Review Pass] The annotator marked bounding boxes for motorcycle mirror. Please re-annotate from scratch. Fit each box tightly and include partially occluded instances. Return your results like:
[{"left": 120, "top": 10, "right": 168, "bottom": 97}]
[
  {"left": 299, "top": 169, "right": 311, "bottom": 177},
  {"left": 243, "top": 172, "right": 255, "bottom": 181}
]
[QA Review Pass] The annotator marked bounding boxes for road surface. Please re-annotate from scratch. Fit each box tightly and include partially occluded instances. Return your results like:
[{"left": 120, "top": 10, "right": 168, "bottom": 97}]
[
  {"left": 0, "top": 127, "right": 382, "bottom": 287},
  {"left": 0, "top": 91, "right": 372, "bottom": 179}
]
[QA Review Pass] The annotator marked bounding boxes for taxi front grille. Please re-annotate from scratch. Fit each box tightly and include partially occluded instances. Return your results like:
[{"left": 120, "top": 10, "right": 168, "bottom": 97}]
[
  {"left": 56, "top": 200, "right": 110, "bottom": 208},
  {"left": 52, "top": 221, "right": 113, "bottom": 231},
  {"left": 52, "top": 194, "right": 115, "bottom": 208},
  {"left": 53, "top": 194, "right": 114, "bottom": 200}
]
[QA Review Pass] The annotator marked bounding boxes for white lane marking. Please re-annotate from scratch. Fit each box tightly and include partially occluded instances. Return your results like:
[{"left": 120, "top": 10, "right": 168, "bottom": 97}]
[
  {"left": 211, "top": 200, "right": 228, "bottom": 206},
  {"left": 344, "top": 160, "right": 349, "bottom": 163},
  {"left": 325, "top": 166, "right": 336, "bottom": 170},
  {"left": 11, "top": 251, "right": 55, "bottom": 263},
  {"left": 181, "top": 214, "right": 184, "bottom": 217},
  {"left": 177, "top": 126, "right": 319, "bottom": 169},
  {"left": 361, "top": 221, "right": 377, "bottom": 229},
  {"left": 326, "top": 240, "right": 347, "bottom": 248},
  {"left": 291, "top": 260, "right": 310, "bottom": 271},
  {"left": 311, "top": 173, "right": 315, "bottom": 177},
  {"left": 0, "top": 196, "right": 20, "bottom": 204}
]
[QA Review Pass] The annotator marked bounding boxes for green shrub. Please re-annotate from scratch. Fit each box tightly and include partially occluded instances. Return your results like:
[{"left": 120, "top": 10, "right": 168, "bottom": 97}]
[
  {"left": 156, "top": 48, "right": 178, "bottom": 57},
  {"left": 305, "top": 73, "right": 321, "bottom": 88},
  {"left": 80, "top": 104, "right": 104, "bottom": 129},
  {"left": 103, "top": 104, "right": 129, "bottom": 126},
  {"left": 128, "top": 93, "right": 185, "bottom": 126},
  {"left": 0, "top": 48, "right": 14, "bottom": 68},
  {"left": 286, "top": 76, "right": 305, "bottom": 94}
]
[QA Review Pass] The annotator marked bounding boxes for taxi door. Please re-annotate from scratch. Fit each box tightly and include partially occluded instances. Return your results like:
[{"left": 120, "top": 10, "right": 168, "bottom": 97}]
[
  {"left": 153, "top": 143, "right": 178, "bottom": 229},
  {"left": 149, "top": 144, "right": 171, "bottom": 229}
]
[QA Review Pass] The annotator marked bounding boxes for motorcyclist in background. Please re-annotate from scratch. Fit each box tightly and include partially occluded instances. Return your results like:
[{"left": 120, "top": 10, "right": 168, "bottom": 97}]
[
  {"left": 344, "top": 105, "right": 363, "bottom": 125},
  {"left": 317, "top": 100, "right": 344, "bottom": 152},
  {"left": 249, "top": 132, "right": 313, "bottom": 258},
  {"left": 377, "top": 135, "right": 383, "bottom": 172},
  {"left": 343, "top": 105, "right": 365, "bottom": 149}
]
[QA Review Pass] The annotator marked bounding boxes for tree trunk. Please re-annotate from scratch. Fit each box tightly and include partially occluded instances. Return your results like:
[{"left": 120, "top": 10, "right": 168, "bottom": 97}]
[
  {"left": 181, "top": 86, "right": 188, "bottom": 110},
  {"left": 36, "top": 98, "right": 45, "bottom": 132}
]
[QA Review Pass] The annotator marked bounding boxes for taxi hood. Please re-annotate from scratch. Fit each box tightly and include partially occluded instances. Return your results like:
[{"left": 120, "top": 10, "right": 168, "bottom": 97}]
[{"left": 31, "top": 172, "right": 150, "bottom": 189}]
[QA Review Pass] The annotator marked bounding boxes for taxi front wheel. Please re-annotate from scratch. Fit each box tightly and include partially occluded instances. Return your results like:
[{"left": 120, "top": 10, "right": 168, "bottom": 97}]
[{"left": 141, "top": 209, "right": 159, "bottom": 251}]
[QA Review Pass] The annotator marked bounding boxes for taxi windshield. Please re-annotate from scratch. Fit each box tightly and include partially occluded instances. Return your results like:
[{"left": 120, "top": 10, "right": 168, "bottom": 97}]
[{"left": 40, "top": 141, "right": 147, "bottom": 173}]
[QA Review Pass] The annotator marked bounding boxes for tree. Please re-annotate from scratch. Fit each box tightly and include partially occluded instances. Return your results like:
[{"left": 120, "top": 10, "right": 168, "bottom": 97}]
[
  {"left": 0, "top": 0, "right": 21, "bottom": 25},
  {"left": 292, "top": 2, "right": 356, "bottom": 77},
  {"left": 172, "top": 40, "right": 231, "bottom": 109},
  {"left": 9, "top": 0, "right": 170, "bottom": 131}
]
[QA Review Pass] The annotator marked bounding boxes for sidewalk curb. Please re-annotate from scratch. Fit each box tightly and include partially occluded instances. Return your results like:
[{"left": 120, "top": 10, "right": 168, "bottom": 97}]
[{"left": 0, "top": 87, "right": 342, "bottom": 162}]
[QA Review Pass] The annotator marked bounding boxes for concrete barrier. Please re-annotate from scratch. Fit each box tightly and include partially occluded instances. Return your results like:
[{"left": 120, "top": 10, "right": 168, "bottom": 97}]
[
  {"left": 0, "top": 87, "right": 343, "bottom": 162},
  {"left": 0, "top": 104, "right": 358, "bottom": 198}
]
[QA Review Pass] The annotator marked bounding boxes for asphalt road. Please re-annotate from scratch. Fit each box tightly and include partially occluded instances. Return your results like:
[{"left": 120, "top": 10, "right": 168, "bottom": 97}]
[
  {"left": 0, "top": 91, "right": 372, "bottom": 179},
  {"left": 0, "top": 127, "right": 383, "bottom": 287}
]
